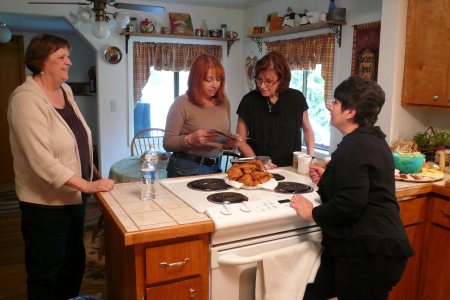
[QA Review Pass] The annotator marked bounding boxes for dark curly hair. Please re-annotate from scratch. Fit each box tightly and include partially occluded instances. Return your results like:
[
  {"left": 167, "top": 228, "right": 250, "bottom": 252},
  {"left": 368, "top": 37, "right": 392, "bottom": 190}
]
[
  {"left": 334, "top": 76, "right": 385, "bottom": 127},
  {"left": 25, "top": 34, "right": 72, "bottom": 75},
  {"left": 253, "top": 50, "right": 291, "bottom": 94}
]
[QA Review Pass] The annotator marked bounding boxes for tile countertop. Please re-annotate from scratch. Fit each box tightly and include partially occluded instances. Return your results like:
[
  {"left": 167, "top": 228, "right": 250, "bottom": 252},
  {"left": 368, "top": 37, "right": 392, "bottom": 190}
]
[
  {"left": 96, "top": 182, "right": 214, "bottom": 246},
  {"left": 96, "top": 168, "right": 450, "bottom": 245}
]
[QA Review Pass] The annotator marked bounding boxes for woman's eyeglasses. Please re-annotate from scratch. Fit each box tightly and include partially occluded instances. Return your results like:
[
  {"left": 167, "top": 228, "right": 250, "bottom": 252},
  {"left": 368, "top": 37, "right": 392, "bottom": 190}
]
[{"left": 254, "top": 78, "right": 279, "bottom": 87}]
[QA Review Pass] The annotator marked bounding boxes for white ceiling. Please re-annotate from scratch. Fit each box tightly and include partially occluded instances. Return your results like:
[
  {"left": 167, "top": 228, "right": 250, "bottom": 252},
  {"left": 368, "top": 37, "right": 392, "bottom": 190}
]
[{"left": 0, "top": 0, "right": 269, "bottom": 34}]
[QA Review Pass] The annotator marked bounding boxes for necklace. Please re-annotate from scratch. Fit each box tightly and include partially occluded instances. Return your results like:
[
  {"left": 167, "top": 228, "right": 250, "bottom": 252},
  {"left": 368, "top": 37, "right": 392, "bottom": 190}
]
[{"left": 267, "top": 98, "right": 274, "bottom": 112}]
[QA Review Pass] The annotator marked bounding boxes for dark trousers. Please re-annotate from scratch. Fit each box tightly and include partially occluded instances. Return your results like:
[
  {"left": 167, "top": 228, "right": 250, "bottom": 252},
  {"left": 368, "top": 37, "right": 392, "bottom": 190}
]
[
  {"left": 303, "top": 249, "right": 408, "bottom": 300},
  {"left": 20, "top": 193, "right": 88, "bottom": 300}
]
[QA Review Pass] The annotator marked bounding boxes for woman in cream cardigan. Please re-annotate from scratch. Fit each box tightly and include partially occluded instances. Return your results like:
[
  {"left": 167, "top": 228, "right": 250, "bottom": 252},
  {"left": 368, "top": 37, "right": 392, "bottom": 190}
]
[{"left": 8, "top": 34, "right": 114, "bottom": 300}]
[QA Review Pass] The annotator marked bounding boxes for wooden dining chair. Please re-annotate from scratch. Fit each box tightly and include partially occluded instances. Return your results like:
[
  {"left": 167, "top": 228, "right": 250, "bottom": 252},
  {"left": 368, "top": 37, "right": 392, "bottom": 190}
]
[
  {"left": 131, "top": 128, "right": 165, "bottom": 156},
  {"left": 91, "top": 165, "right": 105, "bottom": 260}
]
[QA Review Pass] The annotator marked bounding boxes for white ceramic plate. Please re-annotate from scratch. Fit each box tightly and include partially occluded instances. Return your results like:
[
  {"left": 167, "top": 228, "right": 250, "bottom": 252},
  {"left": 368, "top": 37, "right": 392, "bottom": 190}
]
[{"left": 395, "top": 177, "right": 444, "bottom": 183}]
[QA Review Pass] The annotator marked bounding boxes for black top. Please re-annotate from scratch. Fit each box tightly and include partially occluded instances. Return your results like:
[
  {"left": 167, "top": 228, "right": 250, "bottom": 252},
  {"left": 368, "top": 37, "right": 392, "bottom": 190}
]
[
  {"left": 236, "top": 88, "right": 308, "bottom": 166},
  {"left": 313, "top": 126, "right": 415, "bottom": 258},
  {"left": 55, "top": 89, "right": 90, "bottom": 181}
]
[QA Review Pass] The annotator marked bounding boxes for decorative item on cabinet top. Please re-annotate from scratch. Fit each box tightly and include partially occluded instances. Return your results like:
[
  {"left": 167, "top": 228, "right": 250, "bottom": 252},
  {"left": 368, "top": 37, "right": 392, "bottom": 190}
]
[
  {"left": 120, "top": 31, "right": 240, "bottom": 56},
  {"left": 248, "top": 20, "right": 346, "bottom": 52}
]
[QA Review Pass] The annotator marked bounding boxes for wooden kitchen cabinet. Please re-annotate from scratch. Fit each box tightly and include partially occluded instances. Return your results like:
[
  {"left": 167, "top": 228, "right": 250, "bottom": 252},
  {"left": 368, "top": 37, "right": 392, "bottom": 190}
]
[
  {"left": 402, "top": 0, "right": 450, "bottom": 109},
  {"left": 103, "top": 211, "right": 210, "bottom": 300},
  {"left": 417, "top": 195, "right": 450, "bottom": 300},
  {"left": 389, "top": 195, "right": 427, "bottom": 300}
]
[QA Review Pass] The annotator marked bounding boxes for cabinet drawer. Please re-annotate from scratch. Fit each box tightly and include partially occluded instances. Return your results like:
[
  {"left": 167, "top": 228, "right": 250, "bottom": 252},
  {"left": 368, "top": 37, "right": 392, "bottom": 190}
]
[
  {"left": 146, "top": 277, "right": 202, "bottom": 299},
  {"left": 146, "top": 239, "right": 203, "bottom": 284},
  {"left": 431, "top": 197, "right": 450, "bottom": 228},
  {"left": 398, "top": 196, "right": 427, "bottom": 226}
]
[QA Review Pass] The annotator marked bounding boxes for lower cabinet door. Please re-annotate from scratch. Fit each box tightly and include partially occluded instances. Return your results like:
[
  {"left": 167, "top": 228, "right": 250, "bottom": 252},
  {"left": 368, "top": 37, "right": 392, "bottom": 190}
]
[{"left": 146, "top": 277, "right": 202, "bottom": 300}]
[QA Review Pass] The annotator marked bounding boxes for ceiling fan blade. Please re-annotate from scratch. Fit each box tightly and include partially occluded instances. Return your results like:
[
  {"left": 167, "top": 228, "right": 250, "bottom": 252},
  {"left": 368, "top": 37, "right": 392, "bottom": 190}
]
[
  {"left": 29, "top": 2, "right": 90, "bottom": 5},
  {"left": 112, "top": 3, "right": 165, "bottom": 13}
]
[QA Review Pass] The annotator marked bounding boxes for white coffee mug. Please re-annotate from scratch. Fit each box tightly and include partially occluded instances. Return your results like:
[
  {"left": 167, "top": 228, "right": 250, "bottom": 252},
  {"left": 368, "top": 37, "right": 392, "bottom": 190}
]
[
  {"left": 298, "top": 155, "right": 312, "bottom": 174},
  {"left": 320, "top": 12, "right": 327, "bottom": 22}
]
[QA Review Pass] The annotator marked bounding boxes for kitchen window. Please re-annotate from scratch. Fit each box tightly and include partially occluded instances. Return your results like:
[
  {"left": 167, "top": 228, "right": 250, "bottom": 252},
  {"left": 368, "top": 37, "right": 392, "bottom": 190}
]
[
  {"left": 291, "top": 65, "right": 330, "bottom": 151},
  {"left": 138, "top": 67, "right": 189, "bottom": 130}
]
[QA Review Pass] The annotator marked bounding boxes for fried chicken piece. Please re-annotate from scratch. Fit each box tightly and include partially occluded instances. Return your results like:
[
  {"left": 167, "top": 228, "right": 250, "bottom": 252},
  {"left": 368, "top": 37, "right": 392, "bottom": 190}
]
[
  {"left": 240, "top": 163, "right": 256, "bottom": 174},
  {"left": 259, "top": 175, "right": 271, "bottom": 184},
  {"left": 237, "top": 173, "right": 254, "bottom": 186},
  {"left": 255, "top": 160, "right": 265, "bottom": 171},
  {"left": 227, "top": 166, "right": 243, "bottom": 181}
]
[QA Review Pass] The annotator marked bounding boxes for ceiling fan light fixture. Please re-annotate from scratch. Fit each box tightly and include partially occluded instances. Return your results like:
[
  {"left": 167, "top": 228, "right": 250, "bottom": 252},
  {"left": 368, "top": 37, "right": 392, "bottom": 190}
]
[
  {"left": 114, "top": 11, "right": 130, "bottom": 28},
  {"left": 0, "top": 23, "right": 12, "bottom": 43},
  {"left": 68, "top": 12, "right": 81, "bottom": 29},
  {"left": 91, "top": 20, "right": 111, "bottom": 39},
  {"left": 77, "top": 6, "right": 95, "bottom": 24}
]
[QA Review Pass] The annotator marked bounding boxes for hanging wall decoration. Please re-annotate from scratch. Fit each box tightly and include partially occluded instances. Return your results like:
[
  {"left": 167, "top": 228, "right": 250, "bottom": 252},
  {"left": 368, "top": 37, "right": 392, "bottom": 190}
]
[
  {"left": 245, "top": 54, "right": 258, "bottom": 90},
  {"left": 351, "top": 21, "right": 381, "bottom": 81}
]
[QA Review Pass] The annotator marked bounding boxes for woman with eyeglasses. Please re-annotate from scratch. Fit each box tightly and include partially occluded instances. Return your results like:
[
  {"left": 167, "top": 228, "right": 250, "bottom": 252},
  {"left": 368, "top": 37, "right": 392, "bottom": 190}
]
[{"left": 236, "top": 50, "right": 315, "bottom": 168}]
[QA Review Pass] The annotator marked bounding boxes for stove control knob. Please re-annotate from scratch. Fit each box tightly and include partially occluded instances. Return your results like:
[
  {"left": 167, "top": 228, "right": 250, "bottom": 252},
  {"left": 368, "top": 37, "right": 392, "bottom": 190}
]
[
  {"left": 220, "top": 204, "right": 232, "bottom": 215},
  {"left": 239, "top": 201, "right": 251, "bottom": 212}
]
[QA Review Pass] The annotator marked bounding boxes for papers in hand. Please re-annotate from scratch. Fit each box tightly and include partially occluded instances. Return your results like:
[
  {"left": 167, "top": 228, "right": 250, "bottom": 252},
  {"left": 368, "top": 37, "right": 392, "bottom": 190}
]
[{"left": 210, "top": 129, "right": 241, "bottom": 144}]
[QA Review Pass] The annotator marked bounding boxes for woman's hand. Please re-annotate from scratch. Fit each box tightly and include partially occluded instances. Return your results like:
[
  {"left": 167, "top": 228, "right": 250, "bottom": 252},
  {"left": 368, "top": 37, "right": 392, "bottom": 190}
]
[
  {"left": 186, "top": 130, "right": 218, "bottom": 146},
  {"left": 225, "top": 134, "right": 242, "bottom": 149},
  {"left": 290, "top": 194, "right": 314, "bottom": 221},
  {"left": 89, "top": 178, "right": 115, "bottom": 193},
  {"left": 309, "top": 165, "right": 325, "bottom": 184},
  {"left": 264, "top": 162, "right": 278, "bottom": 170}
]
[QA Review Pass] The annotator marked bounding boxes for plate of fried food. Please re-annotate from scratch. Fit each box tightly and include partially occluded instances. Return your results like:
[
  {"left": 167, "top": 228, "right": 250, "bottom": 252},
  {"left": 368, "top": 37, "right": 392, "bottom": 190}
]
[{"left": 225, "top": 160, "right": 278, "bottom": 190}]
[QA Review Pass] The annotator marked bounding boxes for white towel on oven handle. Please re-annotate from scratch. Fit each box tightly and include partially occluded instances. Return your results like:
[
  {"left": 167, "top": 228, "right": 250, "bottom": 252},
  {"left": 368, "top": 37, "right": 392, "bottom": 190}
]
[{"left": 255, "top": 240, "right": 323, "bottom": 300}]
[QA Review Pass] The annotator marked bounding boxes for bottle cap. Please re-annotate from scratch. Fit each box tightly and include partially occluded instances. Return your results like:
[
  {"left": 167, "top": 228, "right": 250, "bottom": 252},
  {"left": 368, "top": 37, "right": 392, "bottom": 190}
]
[
  {"left": 437, "top": 146, "right": 445, "bottom": 150},
  {"left": 221, "top": 24, "right": 227, "bottom": 27}
]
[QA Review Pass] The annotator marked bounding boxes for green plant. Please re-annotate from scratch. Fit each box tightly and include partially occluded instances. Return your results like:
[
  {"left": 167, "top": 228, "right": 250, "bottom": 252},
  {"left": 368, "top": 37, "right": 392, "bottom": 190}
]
[
  {"left": 430, "top": 129, "right": 450, "bottom": 147},
  {"left": 412, "top": 131, "right": 431, "bottom": 149}
]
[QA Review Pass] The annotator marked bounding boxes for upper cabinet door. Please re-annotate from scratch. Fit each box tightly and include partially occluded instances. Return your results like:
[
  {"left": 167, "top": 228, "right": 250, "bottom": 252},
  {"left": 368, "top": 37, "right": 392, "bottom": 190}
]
[{"left": 402, "top": 0, "right": 450, "bottom": 109}]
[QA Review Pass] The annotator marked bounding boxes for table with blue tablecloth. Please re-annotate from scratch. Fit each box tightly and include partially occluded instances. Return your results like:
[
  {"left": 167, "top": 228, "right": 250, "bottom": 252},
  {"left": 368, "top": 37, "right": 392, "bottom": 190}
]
[{"left": 109, "top": 155, "right": 168, "bottom": 183}]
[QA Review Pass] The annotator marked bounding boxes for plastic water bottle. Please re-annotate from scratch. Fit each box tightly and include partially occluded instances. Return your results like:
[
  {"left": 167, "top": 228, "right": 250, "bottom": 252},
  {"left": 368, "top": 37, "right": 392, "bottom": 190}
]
[
  {"left": 141, "top": 154, "right": 156, "bottom": 201},
  {"left": 148, "top": 146, "right": 159, "bottom": 185}
]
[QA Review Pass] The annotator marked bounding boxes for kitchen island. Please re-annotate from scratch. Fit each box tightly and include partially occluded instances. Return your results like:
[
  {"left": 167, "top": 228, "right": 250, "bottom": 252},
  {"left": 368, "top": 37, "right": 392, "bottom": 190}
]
[{"left": 95, "top": 168, "right": 450, "bottom": 300}]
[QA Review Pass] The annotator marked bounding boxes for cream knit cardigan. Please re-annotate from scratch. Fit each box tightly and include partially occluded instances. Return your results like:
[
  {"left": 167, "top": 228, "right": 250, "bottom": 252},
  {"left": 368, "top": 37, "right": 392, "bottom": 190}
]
[{"left": 8, "top": 76, "right": 93, "bottom": 206}]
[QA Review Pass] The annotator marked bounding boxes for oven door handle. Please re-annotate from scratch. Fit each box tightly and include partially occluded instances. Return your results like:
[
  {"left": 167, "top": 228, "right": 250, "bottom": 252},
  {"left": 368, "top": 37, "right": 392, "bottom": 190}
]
[{"left": 217, "top": 253, "right": 263, "bottom": 265}]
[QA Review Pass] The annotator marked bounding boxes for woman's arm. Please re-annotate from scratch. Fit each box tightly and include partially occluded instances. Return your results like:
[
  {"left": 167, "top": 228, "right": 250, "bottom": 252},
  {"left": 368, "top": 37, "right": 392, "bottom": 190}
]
[
  {"left": 302, "top": 110, "right": 315, "bottom": 157},
  {"left": 236, "top": 117, "right": 256, "bottom": 157},
  {"left": 65, "top": 175, "right": 114, "bottom": 193}
]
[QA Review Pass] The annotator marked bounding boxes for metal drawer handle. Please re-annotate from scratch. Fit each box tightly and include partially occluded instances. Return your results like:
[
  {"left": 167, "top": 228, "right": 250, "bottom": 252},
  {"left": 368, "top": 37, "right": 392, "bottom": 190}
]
[
  {"left": 160, "top": 258, "right": 191, "bottom": 267},
  {"left": 189, "top": 288, "right": 196, "bottom": 297},
  {"left": 441, "top": 209, "right": 450, "bottom": 217},
  {"left": 432, "top": 95, "right": 439, "bottom": 101}
]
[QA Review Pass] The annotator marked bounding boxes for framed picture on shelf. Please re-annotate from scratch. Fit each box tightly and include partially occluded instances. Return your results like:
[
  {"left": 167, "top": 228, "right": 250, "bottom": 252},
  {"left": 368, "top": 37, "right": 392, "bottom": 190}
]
[{"left": 169, "top": 13, "right": 194, "bottom": 36}]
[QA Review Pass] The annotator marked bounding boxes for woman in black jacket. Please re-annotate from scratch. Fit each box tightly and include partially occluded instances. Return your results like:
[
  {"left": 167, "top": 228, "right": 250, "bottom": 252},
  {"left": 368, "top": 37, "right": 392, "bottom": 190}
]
[{"left": 290, "top": 76, "right": 414, "bottom": 300}]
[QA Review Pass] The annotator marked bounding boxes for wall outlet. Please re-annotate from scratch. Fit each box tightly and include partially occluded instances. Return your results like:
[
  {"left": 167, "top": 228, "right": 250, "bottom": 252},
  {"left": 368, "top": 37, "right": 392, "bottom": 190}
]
[
  {"left": 397, "top": 130, "right": 404, "bottom": 140},
  {"left": 110, "top": 100, "right": 117, "bottom": 112}
]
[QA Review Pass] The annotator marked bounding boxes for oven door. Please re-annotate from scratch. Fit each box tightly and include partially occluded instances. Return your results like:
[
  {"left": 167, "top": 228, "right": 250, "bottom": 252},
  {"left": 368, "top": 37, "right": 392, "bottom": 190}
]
[{"left": 210, "top": 227, "right": 322, "bottom": 300}]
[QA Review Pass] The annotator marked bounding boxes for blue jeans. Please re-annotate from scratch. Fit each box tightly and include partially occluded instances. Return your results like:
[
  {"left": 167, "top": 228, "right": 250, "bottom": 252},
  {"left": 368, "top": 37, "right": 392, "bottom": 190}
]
[
  {"left": 167, "top": 156, "right": 221, "bottom": 178},
  {"left": 20, "top": 193, "right": 88, "bottom": 300}
]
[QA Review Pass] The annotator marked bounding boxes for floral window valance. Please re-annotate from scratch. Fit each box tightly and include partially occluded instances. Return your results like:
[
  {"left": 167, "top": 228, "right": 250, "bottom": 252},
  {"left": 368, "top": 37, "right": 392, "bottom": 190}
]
[
  {"left": 132, "top": 42, "right": 222, "bottom": 104},
  {"left": 265, "top": 33, "right": 335, "bottom": 106}
]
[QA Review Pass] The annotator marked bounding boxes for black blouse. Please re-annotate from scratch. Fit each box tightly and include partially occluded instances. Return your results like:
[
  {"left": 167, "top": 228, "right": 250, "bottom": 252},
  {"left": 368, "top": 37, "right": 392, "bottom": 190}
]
[
  {"left": 313, "top": 126, "right": 415, "bottom": 258},
  {"left": 236, "top": 88, "right": 308, "bottom": 166}
]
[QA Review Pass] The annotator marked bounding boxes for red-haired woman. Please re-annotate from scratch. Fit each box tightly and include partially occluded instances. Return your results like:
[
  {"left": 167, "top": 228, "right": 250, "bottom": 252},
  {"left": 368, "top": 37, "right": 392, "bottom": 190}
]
[{"left": 164, "top": 54, "right": 240, "bottom": 177}]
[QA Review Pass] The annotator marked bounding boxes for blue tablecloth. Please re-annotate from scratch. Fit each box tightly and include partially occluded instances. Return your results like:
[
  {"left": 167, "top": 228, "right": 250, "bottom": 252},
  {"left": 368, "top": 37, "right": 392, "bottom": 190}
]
[{"left": 109, "top": 155, "right": 168, "bottom": 183}]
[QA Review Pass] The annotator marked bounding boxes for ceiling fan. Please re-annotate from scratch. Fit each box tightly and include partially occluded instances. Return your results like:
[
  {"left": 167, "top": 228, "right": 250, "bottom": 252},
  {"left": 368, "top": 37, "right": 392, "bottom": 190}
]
[
  {"left": 29, "top": 0, "right": 166, "bottom": 13},
  {"left": 29, "top": 0, "right": 165, "bottom": 39}
]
